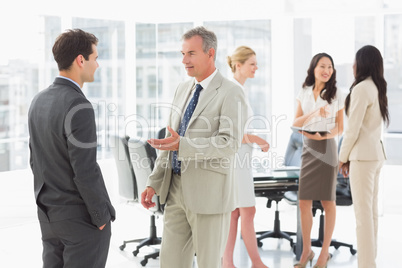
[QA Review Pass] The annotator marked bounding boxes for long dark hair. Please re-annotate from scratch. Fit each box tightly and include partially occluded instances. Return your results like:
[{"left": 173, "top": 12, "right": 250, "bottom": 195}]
[
  {"left": 345, "top": 45, "right": 390, "bottom": 126},
  {"left": 302, "top": 53, "right": 337, "bottom": 104}
]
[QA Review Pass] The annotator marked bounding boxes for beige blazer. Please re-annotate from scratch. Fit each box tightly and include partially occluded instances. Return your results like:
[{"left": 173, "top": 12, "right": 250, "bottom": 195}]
[
  {"left": 147, "top": 71, "right": 247, "bottom": 214},
  {"left": 339, "top": 77, "right": 386, "bottom": 162}
]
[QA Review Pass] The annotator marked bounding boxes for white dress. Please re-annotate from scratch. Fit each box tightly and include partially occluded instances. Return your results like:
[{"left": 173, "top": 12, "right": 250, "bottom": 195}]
[{"left": 232, "top": 79, "right": 256, "bottom": 208}]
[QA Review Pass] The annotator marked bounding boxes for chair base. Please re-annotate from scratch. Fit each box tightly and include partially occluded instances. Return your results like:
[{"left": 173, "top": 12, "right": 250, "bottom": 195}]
[
  {"left": 256, "top": 209, "right": 295, "bottom": 248},
  {"left": 139, "top": 251, "right": 159, "bottom": 266},
  {"left": 312, "top": 213, "right": 357, "bottom": 255},
  {"left": 119, "top": 214, "right": 162, "bottom": 266}
]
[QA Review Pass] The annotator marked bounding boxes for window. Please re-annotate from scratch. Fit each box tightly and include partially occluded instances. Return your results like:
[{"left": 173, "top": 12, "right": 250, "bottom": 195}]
[
  {"left": 205, "top": 20, "right": 272, "bottom": 125},
  {"left": 1, "top": 1, "right": 402, "bottom": 172},
  {"left": 384, "top": 14, "right": 402, "bottom": 133}
]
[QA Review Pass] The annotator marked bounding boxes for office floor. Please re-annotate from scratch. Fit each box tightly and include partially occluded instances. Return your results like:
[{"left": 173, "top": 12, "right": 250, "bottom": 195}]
[{"left": 1, "top": 161, "right": 401, "bottom": 268}]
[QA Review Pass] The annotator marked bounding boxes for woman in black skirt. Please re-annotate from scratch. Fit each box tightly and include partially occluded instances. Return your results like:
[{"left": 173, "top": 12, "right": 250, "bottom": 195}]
[{"left": 293, "top": 53, "right": 345, "bottom": 268}]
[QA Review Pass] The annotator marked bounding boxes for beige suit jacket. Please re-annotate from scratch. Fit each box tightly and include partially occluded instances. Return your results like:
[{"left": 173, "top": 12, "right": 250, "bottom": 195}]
[
  {"left": 339, "top": 77, "right": 386, "bottom": 162},
  {"left": 147, "top": 71, "right": 247, "bottom": 214}
]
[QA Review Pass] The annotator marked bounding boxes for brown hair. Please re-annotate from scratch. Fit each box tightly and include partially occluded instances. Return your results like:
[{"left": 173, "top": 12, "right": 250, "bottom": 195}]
[
  {"left": 302, "top": 53, "right": 337, "bottom": 104},
  {"left": 52, "top": 29, "right": 98, "bottom": 71}
]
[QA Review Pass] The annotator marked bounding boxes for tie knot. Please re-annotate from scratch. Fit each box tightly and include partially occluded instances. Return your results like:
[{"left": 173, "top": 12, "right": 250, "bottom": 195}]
[{"left": 195, "top": 84, "right": 203, "bottom": 92}]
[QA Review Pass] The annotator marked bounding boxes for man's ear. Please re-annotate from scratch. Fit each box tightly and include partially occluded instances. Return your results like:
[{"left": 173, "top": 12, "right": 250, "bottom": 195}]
[
  {"left": 208, "top": 48, "right": 215, "bottom": 59},
  {"left": 76, "top": 55, "right": 84, "bottom": 67}
]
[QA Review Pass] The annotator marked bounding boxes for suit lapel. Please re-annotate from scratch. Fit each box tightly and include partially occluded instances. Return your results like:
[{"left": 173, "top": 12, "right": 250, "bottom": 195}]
[
  {"left": 171, "top": 81, "right": 195, "bottom": 131},
  {"left": 187, "top": 72, "right": 223, "bottom": 128}
]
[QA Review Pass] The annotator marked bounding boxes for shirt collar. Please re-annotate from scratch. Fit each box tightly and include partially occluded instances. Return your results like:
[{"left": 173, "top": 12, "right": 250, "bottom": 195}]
[
  {"left": 231, "top": 77, "right": 244, "bottom": 89},
  {"left": 306, "top": 86, "right": 326, "bottom": 98},
  {"left": 57, "top": 75, "right": 81, "bottom": 89},
  {"left": 306, "top": 86, "right": 313, "bottom": 96},
  {"left": 195, "top": 68, "right": 218, "bottom": 89},
  {"left": 307, "top": 86, "right": 326, "bottom": 95}
]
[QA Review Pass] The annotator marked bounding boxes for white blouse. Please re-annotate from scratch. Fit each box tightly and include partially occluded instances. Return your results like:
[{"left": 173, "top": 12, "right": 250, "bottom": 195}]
[
  {"left": 296, "top": 86, "right": 345, "bottom": 132},
  {"left": 231, "top": 78, "right": 254, "bottom": 133}
]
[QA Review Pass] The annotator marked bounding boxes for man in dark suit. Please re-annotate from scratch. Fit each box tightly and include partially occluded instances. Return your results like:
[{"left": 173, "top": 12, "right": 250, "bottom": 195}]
[{"left": 28, "top": 29, "right": 115, "bottom": 268}]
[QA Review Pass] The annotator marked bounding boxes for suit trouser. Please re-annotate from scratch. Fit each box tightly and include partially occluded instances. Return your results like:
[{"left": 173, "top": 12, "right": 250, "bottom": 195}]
[
  {"left": 349, "top": 160, "right": 383, "bottom": 268},
  {"left": 160, "top": 173, "right": 231, "bottom": 268},
  {"left": 40, "top": 216, "right": 111, "bottom": 268}
]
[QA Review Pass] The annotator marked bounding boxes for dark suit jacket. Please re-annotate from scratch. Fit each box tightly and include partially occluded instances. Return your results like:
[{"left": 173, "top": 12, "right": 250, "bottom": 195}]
[{"left": 28, "top": 77, "right": 115, "bottom": 227}]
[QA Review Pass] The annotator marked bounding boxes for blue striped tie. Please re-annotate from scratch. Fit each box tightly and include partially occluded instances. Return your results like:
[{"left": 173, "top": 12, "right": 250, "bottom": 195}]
[{"left": 172, "top": 84, "right": 203, "bottom": 174}]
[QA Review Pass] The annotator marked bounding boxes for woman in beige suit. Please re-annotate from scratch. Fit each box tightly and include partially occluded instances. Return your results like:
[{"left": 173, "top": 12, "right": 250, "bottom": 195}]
[{"left": 339, "top": 45, "right": 389, "bottom": 268}]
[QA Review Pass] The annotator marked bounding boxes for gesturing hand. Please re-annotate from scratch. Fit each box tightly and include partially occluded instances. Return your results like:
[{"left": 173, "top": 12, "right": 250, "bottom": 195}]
[
  {"left": 258, "top": 141, "right": 270, "bottom": 152},
  {"left": 317, "top": 104, "right": 330, "bottom": 118},
  {"left": 147, "top": 126, "right": 180, "bottom": 151}
]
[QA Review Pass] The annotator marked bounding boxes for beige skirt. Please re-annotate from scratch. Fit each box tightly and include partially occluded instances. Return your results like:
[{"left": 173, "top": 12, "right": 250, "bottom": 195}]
[{"left": 298, "top": 138, "right": 338, "bottom": 201}]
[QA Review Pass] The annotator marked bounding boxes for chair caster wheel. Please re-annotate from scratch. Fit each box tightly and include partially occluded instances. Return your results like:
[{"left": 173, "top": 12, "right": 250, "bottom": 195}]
[
  {"left": 140, "top": 259, "right": 148, "bottom": 266},
  {"left": 257, "top": 241, "right": 263, "bottom": 247},
  {"left": 351, "top": 248, "right": 357, "bottom": 255},
  {"left": 119, "top": 245, "right": 125, "bottom": 251},
  {"left": 133, "top": 249, "right": 139, "bottom": 256}
]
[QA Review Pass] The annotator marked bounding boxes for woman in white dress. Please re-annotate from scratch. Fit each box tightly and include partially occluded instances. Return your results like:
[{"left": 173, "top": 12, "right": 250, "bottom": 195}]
[{"left": 222, "top": 46, "right": 270, "bottom": 268}]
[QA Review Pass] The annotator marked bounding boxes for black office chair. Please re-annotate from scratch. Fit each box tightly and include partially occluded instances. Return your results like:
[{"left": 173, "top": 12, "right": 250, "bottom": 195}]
[
  {"left": 111, "top": 136, "right": 163, "bottom": 266},
  {"left": 157, "top": 127, "right": 166, "bottom": 140},
  {"left": 255, "top": 191, "right": 297, "bottom": 248},
  {"left": 283, "top": 132, "right": 304, "bottom": 206},
  {"left": 111, "top": 136, "right": 137, "bottom": 201},
  {"left": 255, "top": 132, "right": 302, "bottom": 248}
]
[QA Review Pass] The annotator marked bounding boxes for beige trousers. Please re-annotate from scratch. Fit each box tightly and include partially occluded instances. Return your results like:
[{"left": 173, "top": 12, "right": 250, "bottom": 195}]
[
  {"left": 349, "top": 160, "right": 384, "bottom": 268},
  {"left": 160, "top": 173, "right": 230, "bottom": 268}
]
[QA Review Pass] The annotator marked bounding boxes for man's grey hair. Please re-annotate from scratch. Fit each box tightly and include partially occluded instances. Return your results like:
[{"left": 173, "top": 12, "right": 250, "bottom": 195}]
[{"left": 182, "top": 26, "right": 217, "bottom": 61}]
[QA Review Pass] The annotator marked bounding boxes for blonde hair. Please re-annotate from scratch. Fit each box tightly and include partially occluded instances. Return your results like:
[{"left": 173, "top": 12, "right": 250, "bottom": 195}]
[{"left": 227, "top": 46, "right": 256, "bottom": 73}]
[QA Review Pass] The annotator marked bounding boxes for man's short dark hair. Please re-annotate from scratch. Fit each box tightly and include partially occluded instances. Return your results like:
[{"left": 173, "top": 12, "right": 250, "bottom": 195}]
[{"left": 52, "top": 29, "right": 98, "bottom": 71}]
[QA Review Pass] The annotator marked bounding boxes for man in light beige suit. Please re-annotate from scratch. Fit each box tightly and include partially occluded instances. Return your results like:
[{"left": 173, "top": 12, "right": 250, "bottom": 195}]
[
  {"left": 339, "top": 45, "right": 389, "bottom": 268},
  {"left": 141, "top": 26, "right": 247, "bottom": 268}
]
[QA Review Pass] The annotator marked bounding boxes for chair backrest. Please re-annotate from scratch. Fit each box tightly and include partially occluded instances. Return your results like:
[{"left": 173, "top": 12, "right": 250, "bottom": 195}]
[
  {"left": 110, "top": 135, "right": 137, "bottom": 201},
  {"left": 282, "top": 132, "right": 304, "bottom": 204},
  {"left": 158, "top": 127, "right": 166, "bottom": 139},
  {"left": 128, "top": 137, "right": 162, "bottom": 214},
  {"left": 284, "top": 132, "right": 303, "bottom": 167}
]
